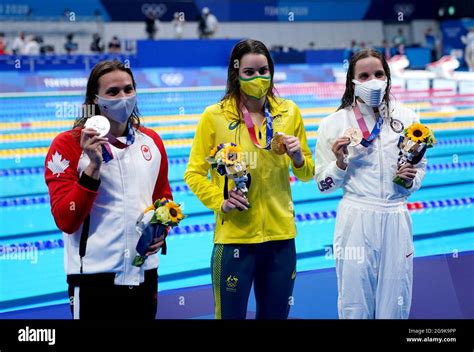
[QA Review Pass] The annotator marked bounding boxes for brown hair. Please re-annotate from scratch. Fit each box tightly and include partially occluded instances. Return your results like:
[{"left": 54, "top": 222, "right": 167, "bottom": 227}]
[
  {"left": 221, "top": 39, "right": 278, "bottom": 111},
  {"left": 73, "top": 60, "right": 140, "bottom": 128},
  {"left": 338, "top": 49, "right": 391, "bottom": 112}
]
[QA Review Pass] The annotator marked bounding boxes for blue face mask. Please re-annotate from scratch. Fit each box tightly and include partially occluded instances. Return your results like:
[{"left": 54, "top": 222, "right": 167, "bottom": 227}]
[{"left": 96, "top": 94, "right": 137, "bottom": 124}]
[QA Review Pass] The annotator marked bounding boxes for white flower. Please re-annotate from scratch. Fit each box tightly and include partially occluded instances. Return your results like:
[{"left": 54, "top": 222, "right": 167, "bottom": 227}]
[{"left": 155, "top": 206, "right": 171, "bottom": 224}]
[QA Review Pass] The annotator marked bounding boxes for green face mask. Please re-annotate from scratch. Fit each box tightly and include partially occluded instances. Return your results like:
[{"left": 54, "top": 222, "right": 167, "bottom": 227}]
[{"left": 239, "top": 75, "right": 271, "bottom": 99}]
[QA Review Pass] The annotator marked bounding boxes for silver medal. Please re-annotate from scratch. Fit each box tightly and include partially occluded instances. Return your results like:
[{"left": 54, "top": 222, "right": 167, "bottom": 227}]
[{"left": 84, "top": 115, "right": 110, "bottom": 137}]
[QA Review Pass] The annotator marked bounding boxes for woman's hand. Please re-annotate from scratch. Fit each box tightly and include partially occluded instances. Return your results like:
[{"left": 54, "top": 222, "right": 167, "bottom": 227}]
[
  {"left": 284, "top": 135, "right": 304, "bottom": 167},
  {"left": 145, "top": 234, "right": 165, "bottom": 256},
  {"left": 81, "top": 128, "right": 108, "bottom": 165},
  {"left": 396, "top": 163, "right": 417, "bottom": 187},
  {"left": 332, "top": 137, "right": 351, "bottom": 170},
  {"left": 221, "top": 189, "right": 249, "bottom": 213},
  {"left": 81, "top": 128, "right": 108, "bottom": 178}
]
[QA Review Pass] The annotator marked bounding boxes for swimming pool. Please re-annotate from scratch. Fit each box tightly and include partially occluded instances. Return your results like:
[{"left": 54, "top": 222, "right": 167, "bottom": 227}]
[{"left": 0, "top": 85, "right": 473, "bottom": 313}]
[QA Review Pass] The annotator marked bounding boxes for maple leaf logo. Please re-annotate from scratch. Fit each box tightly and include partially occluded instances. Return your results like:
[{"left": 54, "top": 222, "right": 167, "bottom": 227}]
[{"left": 47, "top": 151, "right": 70, "bottom": 177}]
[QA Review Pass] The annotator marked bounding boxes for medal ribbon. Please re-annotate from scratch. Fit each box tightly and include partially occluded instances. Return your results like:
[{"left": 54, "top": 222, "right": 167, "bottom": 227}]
[
  {"left": 240, "top": 102, "right": 274, "bottom": 150},
  {"left": 353, "top": 104, "right": 384, "bottom": 148},
  {"left": 101, "top": 120, "right": 136, "bottom": 162}
]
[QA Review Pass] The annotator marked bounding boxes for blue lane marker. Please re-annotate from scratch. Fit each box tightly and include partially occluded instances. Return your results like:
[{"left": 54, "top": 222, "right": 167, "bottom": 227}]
[{"left": 2, "top": 194, "right": 473, "bottom": 252}]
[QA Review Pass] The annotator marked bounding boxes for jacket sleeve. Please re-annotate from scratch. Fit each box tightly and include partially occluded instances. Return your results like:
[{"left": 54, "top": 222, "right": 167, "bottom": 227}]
[
  {"left": 184, "top": 107, "right": 225, "bottom": 213},
  {"left": 396, "top": 109, "right": 427, "bottom": 195},
  {"left": 44, "top": 131, "right": 99, "bottom": 234},
  {"left": 290, "top": 102, "right": 315, "bottom": 182},
  {"left": 148, "top": 129, "right": 173, "bottom": 201},
  {"left": 314, "top": 119, "right": 347, "bottom": 194}
]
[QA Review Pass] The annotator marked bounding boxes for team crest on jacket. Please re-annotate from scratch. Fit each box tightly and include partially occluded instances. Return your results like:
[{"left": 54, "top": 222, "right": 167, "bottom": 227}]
[
  {"left": 141, "top": 145, "right": 152, "bottom": 161},
  {"left": 47, "top": 151, "right": 70, "bottom": 177},
  {"left": 228, "top": 121, "right": 240, "bottom": 130}
]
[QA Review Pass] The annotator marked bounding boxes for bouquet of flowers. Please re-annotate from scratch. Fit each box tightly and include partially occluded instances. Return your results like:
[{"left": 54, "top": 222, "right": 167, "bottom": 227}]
[
  {"left": 206, "top": 143, "right": 251, "bottom": 198},
  {"left": 132, "top": 198, "right": 185, "bottom": 267},
  {"left": 393, "top": 122, "right": 436, "bottom": 188}
]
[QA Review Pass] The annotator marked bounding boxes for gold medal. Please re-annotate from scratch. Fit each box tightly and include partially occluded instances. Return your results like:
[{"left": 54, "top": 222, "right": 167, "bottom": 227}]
[
  {"left": 344, "top": 128, "right": 363, "bottom": 147},
  {"left": 271, "top": 132, "right": 287, "bottom": 154}
]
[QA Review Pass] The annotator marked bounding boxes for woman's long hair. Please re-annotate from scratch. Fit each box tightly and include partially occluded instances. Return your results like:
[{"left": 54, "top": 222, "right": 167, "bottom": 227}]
[
  {"left": 73, "top": 60, "right": 141, "bottom": 128},
  {"left": 338, "top": 49, "right": 391, "bottom": 113},
  {"left": 221, "top": 39, "right": 277, "bottom": 111}
]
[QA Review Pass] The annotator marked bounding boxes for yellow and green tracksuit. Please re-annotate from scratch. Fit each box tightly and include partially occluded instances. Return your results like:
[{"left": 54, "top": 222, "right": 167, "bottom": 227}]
[
  {"left": 184, "top": 96, "right": 314, "bottom": 243},
  {"left": 184, "top": 96, "right": 314, "bottom": 318}
]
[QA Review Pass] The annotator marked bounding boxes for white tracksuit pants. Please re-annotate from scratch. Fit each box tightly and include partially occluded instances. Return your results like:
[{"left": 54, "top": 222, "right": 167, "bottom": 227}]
[{"left": 334, "top": 196, "right": 414, "bottom": 319}]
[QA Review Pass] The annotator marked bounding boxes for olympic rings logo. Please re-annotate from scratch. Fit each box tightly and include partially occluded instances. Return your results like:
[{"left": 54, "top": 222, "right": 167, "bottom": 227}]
[
  {"left": 161, "top": 73, "right": 184, "bottom": 86},
  {"left": 141, "top": 3, "right": 167, "bottom": 18}
]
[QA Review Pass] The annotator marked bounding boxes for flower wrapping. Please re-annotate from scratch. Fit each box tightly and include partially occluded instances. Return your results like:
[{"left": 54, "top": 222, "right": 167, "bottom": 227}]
[
  {"left": 206, "top": 143, "right": 251, "bottom": 197},
  {"left": 393, "top": 123, "right": 436, "bottom": 188},
  {"left": 132, "top": 198, "right": 185, "bottom": 267}
]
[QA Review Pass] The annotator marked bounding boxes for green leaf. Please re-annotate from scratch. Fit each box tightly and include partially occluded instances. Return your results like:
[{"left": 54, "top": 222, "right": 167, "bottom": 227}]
[
  {"left": 132, "top": 255, "right": 146, "bottom": 267},
  {"left": 393, "top": 176, "right": 410, "bottom": 188}
]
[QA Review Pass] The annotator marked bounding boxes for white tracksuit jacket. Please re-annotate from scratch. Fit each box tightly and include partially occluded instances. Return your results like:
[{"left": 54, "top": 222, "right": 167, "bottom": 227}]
[
  {"left": 315, "top": 101, "right": 427, "bottom": 319},
  {"left": 45, "top": 126, "right": 172, "bottom": 287}
]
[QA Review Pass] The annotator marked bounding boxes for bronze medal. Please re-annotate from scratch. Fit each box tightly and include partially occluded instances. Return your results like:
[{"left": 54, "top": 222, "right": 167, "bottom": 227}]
[{"left": 344, "top": 127, "right": 363, "bottom": 147}]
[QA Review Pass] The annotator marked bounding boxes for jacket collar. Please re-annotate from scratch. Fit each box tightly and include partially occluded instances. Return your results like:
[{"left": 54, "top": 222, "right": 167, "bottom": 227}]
[
  {"left": 221, "top": 96, "right": 288, "bottom": 121},
  {"left": 356, "top": 101, "right": 389, "bottom": 119},
  {"left": 357, "top": 101, "right": 374, "bottom": 116}
]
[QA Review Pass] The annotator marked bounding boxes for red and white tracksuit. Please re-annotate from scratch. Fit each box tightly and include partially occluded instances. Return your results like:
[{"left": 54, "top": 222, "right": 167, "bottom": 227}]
[{"left": 45, "top": 126, "right": 172, "bottom": 286}]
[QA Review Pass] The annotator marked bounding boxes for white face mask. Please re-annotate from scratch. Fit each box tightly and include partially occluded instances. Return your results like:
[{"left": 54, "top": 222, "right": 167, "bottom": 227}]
[
  {"left": 352, "top": 79, "right": 387, "bottom": 107},
  {"left": 96, "top": 94, "right": 137, "bottom": 124}
]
